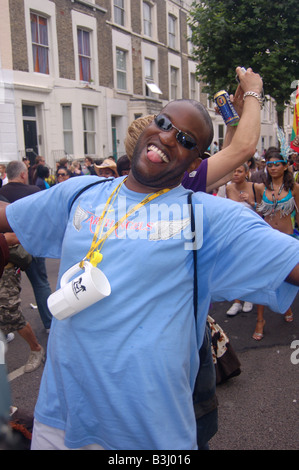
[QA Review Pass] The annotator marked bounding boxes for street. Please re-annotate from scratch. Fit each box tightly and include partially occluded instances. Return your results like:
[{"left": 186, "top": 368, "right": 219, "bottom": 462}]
[{"left": 4, "top": 258, "right": 299, "bottom": 450}]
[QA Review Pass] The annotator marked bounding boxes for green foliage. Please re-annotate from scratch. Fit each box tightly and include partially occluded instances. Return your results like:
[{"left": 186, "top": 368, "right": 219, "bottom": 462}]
[{"left": 188, "top": 0, "right": 299, "bottom": 123}]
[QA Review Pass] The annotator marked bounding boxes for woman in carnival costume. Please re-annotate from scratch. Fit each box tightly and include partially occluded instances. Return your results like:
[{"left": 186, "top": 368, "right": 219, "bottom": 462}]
[{"left": 252, "top": 131, "right": 299, "bottom": 340}]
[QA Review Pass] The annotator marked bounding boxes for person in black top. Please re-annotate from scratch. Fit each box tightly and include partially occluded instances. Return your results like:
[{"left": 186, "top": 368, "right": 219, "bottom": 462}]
[
  {"left": 0, "top": 161, "right": 45, "bottom": 372},
  {"left": 0, "top": 162, "right": 40, "bottom": 202},
  {"left": 0, "top": 161, "right": 52, "bottom": 332}
]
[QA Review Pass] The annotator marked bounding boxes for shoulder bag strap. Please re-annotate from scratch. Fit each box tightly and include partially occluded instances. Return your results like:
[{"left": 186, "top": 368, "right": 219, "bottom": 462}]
[
  {"left": 188, "top": 192, "right": 197, "bottom": 323},
  {"left": 69, "top": 178, "right": 114, "bottom": 212}
]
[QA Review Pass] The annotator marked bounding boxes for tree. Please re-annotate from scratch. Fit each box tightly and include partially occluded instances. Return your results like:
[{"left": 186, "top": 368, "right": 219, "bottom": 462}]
[{"left": 188, "top": 0, "right": 299, "bottom": 127}]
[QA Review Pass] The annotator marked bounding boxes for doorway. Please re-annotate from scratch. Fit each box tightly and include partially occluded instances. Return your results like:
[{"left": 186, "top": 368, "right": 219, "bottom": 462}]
[
  {"left": 111, "top": 116, "right": 117, "bottom": 161},
  {"left": 22, "top": 104, "right": 39, "bottom": 165}
]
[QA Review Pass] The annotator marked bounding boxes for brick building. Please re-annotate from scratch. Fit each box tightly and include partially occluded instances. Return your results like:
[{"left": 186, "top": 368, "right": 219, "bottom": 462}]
[{"left": 0, "top": 0, "right": 290, "bottom": 169}]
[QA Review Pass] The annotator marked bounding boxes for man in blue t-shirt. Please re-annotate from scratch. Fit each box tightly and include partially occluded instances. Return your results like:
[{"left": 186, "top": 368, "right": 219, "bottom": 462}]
[{"left": 1, "top": 70, "right": 299, "bottom": 450}]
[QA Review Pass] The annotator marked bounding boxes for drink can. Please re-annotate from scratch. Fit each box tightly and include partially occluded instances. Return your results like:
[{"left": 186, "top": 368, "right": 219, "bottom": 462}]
[
  {"left": 214, "top": 90, "right": 239, "bottom": 126},
  {"left": 236, "top": 67, "right": 247, "bottom": 82}
]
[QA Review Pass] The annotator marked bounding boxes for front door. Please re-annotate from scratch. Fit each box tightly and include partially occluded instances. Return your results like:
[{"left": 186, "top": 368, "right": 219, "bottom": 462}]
[
  {"left": 22, "top": 104, "right": 39, "bottom": 165},
  {"left": 111, "top": 116, "right": 117, "bottom": 161}
]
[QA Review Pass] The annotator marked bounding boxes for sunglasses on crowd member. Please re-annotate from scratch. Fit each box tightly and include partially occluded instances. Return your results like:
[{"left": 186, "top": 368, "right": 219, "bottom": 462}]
[
  {"left": 57, "top": 172, "right": 68, "bottom": 177},
  {"left": 266, "top": 160, "right": 286, "bottom": 168},
  {"left": 154, "top": 114, "right": 199, "bottom": 151}
]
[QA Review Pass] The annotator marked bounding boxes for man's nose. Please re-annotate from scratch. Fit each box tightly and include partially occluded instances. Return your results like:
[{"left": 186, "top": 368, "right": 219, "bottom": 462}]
[{"left": 159, "top": 128, "right": 177, "bottom": 147}]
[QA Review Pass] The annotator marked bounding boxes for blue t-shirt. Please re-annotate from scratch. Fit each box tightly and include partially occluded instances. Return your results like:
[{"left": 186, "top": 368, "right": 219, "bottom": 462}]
[{"left": 6, "top": 176, "right": 299, "bottom": 449}]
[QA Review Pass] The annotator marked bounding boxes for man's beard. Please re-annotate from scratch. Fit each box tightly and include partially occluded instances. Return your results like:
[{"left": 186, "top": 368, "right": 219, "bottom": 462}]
[{"left": 130, "top": 141, "right": 186, "bottom": 190}]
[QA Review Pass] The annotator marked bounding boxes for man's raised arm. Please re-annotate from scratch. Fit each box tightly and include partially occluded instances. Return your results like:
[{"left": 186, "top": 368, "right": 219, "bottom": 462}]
[{"left": 206, "top": 67, "right": 263, "bottom": 187}]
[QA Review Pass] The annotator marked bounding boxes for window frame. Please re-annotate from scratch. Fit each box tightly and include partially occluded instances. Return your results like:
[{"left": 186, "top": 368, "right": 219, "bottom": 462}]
[
  {"left": 30, "top": 12, "right": 50, "bottom": 74},
  {"left": 144, "top": 57, "right": 162, "bottom": 97},
  {"left": 143, "top": 1, "right": 152, "bottom": 37},
  {"left": 112, "top": 0, "right": 131, "bottom": 29},
  {"left": 112, "top": 29, "right": 133, "bottom": 94},
  {"left": 25, "top": 0, "right": 59, "bottom": 78},
  {"left": 142, "top": 42, "right": 162, "bottom": 98},
  {"left": 170, "top": 66, "right": 178, "bottom": 100},
  {"left": 62, "top": 105, "right": 74, "bottom": 156},
  {"left": 116, "top": 48, "right": 127, "bottom": 91},
  {"left": 77, "top": 27, "right": 92, "bottom": 83},
  {"left": 72, "top": 10, "right": 98, "bottom": 86},
  {"left": 168, "top": 14, "right": 177, "bottom": 49},
  {"left": 190, "top": 73, "right": 196, "bottom": 100},
  {"left": 114, "top": 0, "right": 125, "bottom": 26},
  {"left": 82, "top": 106, "right": 96, "bottom": 157}
]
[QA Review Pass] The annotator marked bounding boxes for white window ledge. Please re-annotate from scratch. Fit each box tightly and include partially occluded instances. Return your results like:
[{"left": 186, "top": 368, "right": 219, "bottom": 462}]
[{"left": 70, "top": 0, "right": 107, "bottom": 14}]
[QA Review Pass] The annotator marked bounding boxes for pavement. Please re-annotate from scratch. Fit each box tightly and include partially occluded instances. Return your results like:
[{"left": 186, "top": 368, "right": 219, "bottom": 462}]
[
  {"left": 209, "top": 300, "right": 299, "bottom": 450},
  {"left": 4, "top": 258, "right": 299, "bottom": 450}
]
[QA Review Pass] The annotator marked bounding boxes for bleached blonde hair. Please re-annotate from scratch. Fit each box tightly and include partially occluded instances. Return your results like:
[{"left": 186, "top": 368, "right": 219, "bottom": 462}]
[{"left": 125, "top": 115, "right": 155, "bottom": 160}]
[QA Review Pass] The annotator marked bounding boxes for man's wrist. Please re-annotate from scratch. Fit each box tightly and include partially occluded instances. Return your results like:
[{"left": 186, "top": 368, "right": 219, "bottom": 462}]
[{"left": 243, "top": 91, "right": 263, "bottom": 108}]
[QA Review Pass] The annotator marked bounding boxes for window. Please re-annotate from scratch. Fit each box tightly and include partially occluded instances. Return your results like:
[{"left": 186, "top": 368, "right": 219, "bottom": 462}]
[
  {"left": 62, "top": 106, "right": 73, "bottom": 155},
  {"left": 83, "top": 107, "right": 96, "bottom": 156},
  {"left": 78, "top": 28, "right": 91, "bottom": 82},
  {"left": 168, "top": 14, "right": 176, "bottom": 49},
  {"left": 111, "top": 116, "right": 118, "bottom": 160},
  {"left": 116, "top": 48, "right": 127, "bottom": 90},
  {"left": 22, "top": 104, "right": 36, "bottom": 117},
  {"left": 145, "top": 58, "right": 153, "bottom": 97},
  {"left": 143, "top": 1, "right": 152, "bottom": 37},
  {"left": 145, "top": 58, "right": 162, "bottom": 97},
  {"left": 188, "top": 25, "right": 194, "bottom": 55},
  {"left": 113, "top": 29, "right": 132, "bottom": 93},
  {"left": 72, "top": 11, "right": 98, "bottom": 85},
  {"left": 170, "top": 66, "right": 178, "bottom": 100},
  {"left": 22, "top": 103, "right": 39, "bottom": 161},
  {"left": 30, "top": 13, "right": 49, "bottom": 74},
  {"left": 190, "top": 73, "right": 196, "bottom": 100},
  {"left": 114, "top": 0, "right": 125, "bottom": 26}
]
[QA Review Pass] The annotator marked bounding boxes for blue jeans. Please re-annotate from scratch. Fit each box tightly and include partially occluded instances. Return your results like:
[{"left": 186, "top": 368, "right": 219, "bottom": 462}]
[{"left": 25, "top": 257, "right": 52, "bottom": 329}]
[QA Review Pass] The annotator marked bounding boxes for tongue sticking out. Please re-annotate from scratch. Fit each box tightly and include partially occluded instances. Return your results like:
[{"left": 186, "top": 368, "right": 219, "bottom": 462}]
[
  {"left": 147, "top": 149, "right": 163, "bottom": 163},
  {"left": 147, "top": 145, "right": 169, "bottom": 163}
]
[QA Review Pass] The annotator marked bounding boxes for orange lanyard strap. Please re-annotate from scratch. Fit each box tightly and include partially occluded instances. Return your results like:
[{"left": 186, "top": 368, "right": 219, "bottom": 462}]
[{"left": 80, "top": 179, "right": 171, "bottom": 268}]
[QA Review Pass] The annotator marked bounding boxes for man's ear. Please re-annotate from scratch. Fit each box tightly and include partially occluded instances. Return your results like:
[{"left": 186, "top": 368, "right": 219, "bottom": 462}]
[
  {"left": 187, "top": 157, "right": 202, "bottom": 174},
  {"left": 21, "top": 171, "right": 29, "bottom": 183}
]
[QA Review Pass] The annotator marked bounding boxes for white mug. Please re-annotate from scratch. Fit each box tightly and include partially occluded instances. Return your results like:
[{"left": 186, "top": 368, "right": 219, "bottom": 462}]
[{"left": 47, "top": 261, "right": 111, "bottom": 320}]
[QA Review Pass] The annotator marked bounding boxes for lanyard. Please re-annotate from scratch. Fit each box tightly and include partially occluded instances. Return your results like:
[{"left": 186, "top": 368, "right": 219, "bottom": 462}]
[{"left": 80, "top": 178, "right": 171, "bottom": 268}]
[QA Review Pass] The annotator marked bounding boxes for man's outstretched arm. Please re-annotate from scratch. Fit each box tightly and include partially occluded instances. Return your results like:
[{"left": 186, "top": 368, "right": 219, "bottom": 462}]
[
  {"left": 286, "top": 264, "right": 299, "bottom": 286},
  {"left": 0, "top": 202, "right": 12, "bottom": 233}
]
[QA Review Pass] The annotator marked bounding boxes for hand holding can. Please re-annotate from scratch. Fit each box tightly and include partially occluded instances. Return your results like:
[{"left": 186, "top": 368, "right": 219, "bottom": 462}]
[{"left": 214, "top": 90, "right": 239, "bottom": 126}]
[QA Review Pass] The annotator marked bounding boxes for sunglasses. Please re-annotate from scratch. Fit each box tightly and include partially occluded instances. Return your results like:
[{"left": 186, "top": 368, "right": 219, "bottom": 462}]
[
  {"left": 266, "top": 160, "right": 285, "bottom": 168},
  {"left": 154, "top": 114, "right": 199, "bottom": 151},
  {"left": 57, "top": 173, "right": 67, "bottom": 177}
]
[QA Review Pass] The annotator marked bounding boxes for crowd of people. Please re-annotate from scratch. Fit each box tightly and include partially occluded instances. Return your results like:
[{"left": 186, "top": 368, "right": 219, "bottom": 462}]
[
  {"left": 216, "top": 148, "right": 299, "bottom": 340},
  {"left": 0, "top": 66, "right": 299, "bottom": 450},
  {"left": 11, "top": 154, "right": 131, "bottom": 189}
]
